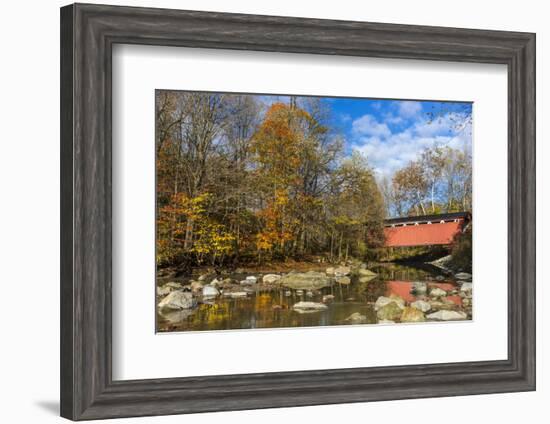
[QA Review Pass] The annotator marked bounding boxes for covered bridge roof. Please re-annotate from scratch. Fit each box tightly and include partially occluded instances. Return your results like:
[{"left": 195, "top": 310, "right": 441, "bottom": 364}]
[{"left": 384, "top": 211, "right": 470, "bottom": 227}]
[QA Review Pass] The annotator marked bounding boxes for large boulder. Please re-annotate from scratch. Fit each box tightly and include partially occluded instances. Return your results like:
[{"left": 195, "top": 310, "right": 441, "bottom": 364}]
[
  {"left": 427, "top": 310, "right": 468, "bottom": 321},
  {"left": 455, "top": 272, "right": 472, "bottom": 280},
  {"left": 156, "top": 285, "right": 172, "bottom": 296},
  {"left": 202, "top": 286, "right": 219, "bottom": 298},
  {"left": 334, "top": 266, "right": 351, "bottom": 276},
  {"left": 165, "top": 281, "right": 183, "bottom": 289},
  {"left": 429, "top": 287, "right": 447, "bottom": 298},
  {"left": 377, "top": 301, "right": 403, "bottom": 321},
  {"left": 400, "top": 307, "right": 426, "bottom": 323},
  {"left": 375, "top": 295, "right": 405, "bottom": 311},
  {"left": 262, "top": 274, "right": 282, "bottom": 284},
  {"left": 411, "top": 300, "right": 431, "bottom": 313},
  {"left": 240, "top": 276, "right": 258, "bottom": 285},
  {"left": 357, "top": 268, "right": 377, "bottom": 277},
  {"left": 279, "top": 271, "right": 333, "bottom": 290},
  {"left": 411, "top": 282, "right": 427, "bottom": 295},
  {"left": 292, "top": 301, "right": 328, "bottom": 313},
  {"left": 158, "top": 291, "right": 196, "bottom": 311},
  {"left": 325, "top": 267, "right": 335, "bottom": 276}
]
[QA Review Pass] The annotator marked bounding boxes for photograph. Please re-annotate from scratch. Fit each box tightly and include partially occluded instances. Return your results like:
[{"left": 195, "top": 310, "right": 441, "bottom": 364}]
[
  {"left": 155, "top": 91, "right": 473, "bottom": 332},
  {"left": 0, "top": 0, "right": 540, "bottom": 422}
]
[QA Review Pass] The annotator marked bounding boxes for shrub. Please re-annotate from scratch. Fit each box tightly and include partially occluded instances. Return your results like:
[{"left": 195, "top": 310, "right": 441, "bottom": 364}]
[{"left": 449, "top": 225, "right": 472, "bottom": 272}]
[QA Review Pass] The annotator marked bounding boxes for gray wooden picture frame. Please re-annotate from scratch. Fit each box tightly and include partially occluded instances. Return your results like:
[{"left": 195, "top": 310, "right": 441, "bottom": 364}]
[{"left": 60, "top": 3, "right": 536, "bottom": 421}]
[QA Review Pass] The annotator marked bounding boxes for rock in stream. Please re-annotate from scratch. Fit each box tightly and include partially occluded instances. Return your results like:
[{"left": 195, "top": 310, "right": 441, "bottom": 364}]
[
  {"left": 158, "top": 291, "right": 196, "bottom": 311},
  {"left": 279, "top": 271, "right": 333, "bottom": 290}
]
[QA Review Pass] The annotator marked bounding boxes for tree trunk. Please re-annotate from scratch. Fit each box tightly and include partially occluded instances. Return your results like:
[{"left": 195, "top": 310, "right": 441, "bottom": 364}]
[
  {"left": 419, "top": 201, "right": 427, "bottom": 215},
  {"left": 338, "top": 232, "right": 343, "bottom": 261},
  {"left": 184, "top": 219, "right": 194, "bottom": 250},
  {"left": 431, "top": 180, "right": 435, "bottom": 213}
]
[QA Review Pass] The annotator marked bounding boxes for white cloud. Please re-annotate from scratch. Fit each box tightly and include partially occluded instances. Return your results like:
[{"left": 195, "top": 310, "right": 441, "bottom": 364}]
[
  {"left": 350, "top": 111, "right": 472, "bottom": 178},
  {"left": 352, "top": 114, "right": 391, "bottom": 138},
  {"left": 383, "top": 113, "right": 404, "bottom": 125},
  {"left": 353, "top": 132, "right": 445, "bottom": 177},
  {"left": 396, "top": 101, "right": 422, "bottom": 118}
]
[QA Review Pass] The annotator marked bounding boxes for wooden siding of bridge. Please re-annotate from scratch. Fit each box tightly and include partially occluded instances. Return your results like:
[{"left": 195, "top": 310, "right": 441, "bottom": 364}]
[{"left": 383, "top": 220, "right": 463, "bottom": 247}]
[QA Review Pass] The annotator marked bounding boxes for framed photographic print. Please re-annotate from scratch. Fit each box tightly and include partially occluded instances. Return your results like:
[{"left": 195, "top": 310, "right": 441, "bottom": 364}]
[{"left": 60, "top": 3, "right": 536, "bottom": 420}]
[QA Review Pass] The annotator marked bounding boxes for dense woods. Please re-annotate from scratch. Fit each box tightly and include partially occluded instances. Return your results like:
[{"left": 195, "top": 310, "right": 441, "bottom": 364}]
[
  {"left": 156, "top": 92, "right": 385, "bottom": 267},
  {"left": 156, "top": 91, "right": 472, "bottom": 269}
]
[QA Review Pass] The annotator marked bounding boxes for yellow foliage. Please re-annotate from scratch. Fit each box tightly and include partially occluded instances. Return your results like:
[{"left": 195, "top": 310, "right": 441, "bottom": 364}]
[{"left": 156, "top": 191, "right": 235, "bottom": 264}]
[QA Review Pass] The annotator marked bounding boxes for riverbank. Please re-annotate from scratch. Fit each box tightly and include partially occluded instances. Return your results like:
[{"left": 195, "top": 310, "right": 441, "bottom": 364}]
[{"left": 157, "top": 257, "right": 343, "bottom": 282}]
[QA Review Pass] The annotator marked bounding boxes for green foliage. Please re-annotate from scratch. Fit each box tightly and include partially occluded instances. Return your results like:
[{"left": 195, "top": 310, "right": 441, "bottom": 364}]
[
  {"left": 449, "top": 225, "right": 472, "bottom": 272},
  {"left": 326, "top": 152, "right": 386, "bottom": 261}
]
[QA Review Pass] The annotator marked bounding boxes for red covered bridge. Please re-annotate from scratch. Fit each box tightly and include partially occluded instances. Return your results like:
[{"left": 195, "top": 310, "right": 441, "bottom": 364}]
[{"left": 383, "top": 212, "right": 471, "bottom": 248}]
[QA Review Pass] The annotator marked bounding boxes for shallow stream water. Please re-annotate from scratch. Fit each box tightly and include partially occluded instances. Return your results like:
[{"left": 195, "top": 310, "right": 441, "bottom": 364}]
[{"left": 157, "top": 263, "right": 467, "bottom": 333}]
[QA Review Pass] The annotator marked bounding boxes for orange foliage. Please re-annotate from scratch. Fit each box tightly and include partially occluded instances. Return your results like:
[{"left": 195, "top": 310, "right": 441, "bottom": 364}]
[{"left": 255, "top": 189, "right": 296, "bottom": 253}]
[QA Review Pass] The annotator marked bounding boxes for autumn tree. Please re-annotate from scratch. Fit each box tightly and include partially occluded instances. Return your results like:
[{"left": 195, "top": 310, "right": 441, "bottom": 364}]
[
  {"left": 388, "top": 145, "right": 472, "bottom": 217},
  {"left": 249, "top": 103, "right": 305, "bottom": 259},
  {"left": 248, "top": 101, "right": 346, "bottom": 261},
  {"left": 209, "top": 95, "right": 261, "bottom": 257},
  {"left": 327, "top": 152, "right": 385, "bottom": 261},
  {"left": 441, "top": 147, "right": 472, "bottom": 212},
  {"left": 392, "top": 160, "right": 428, "bottom": 216},
  {"left": 157, "top": 192, "right": 235, "bottom": 266}
]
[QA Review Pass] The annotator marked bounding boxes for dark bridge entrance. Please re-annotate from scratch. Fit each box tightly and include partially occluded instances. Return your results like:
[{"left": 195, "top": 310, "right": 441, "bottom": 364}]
[{"left": 383, "top": 212, "right": 471, "bottom": 248}]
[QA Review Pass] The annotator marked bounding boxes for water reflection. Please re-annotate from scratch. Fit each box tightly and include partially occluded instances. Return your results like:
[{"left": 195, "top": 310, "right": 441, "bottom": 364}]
[{"left": 157, "top": 263, "right": 465, "bottom": 332}]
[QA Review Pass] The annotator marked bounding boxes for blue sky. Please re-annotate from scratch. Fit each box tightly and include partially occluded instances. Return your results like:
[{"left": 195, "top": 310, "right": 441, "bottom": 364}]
[{"left": 261, "top": 95, "right": 472, "bottom": 179}]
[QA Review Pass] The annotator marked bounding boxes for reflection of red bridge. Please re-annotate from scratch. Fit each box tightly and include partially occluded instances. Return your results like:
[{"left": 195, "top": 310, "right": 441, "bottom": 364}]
[
  {"left": 383, "top": 212, "right": 471, "bottom": 248},
  {"left": 385, "top": 280, "right": 462, "bottom": 305}
]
